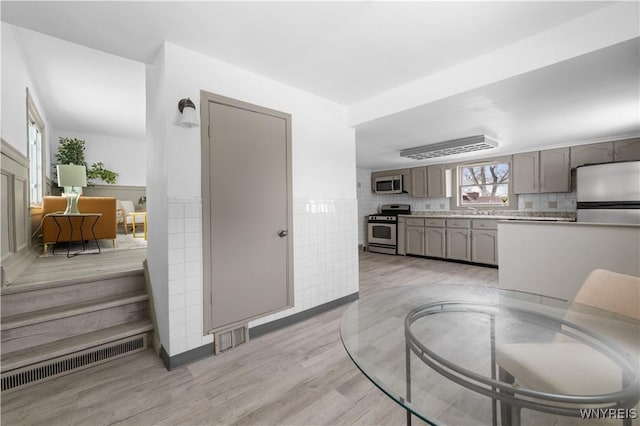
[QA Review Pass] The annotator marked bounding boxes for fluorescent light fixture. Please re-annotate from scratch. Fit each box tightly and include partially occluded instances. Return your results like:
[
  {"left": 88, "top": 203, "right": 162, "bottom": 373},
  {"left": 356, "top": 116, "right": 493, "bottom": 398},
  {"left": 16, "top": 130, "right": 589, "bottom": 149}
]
[{"left": 400, "top": 135, "right": 498, "bottom": 160}]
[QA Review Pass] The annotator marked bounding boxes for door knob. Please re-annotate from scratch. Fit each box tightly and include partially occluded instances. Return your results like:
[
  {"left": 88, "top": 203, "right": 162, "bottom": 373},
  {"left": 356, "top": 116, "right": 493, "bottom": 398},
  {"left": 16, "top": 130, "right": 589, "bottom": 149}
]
[{"left": 278, "top": 230, "right": 288, "bottom": 237}]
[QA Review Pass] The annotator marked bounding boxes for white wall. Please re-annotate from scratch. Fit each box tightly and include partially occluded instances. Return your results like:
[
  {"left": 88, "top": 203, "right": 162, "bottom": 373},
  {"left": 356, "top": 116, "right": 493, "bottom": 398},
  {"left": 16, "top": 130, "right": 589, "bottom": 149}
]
[
  {"left": 1, "top": 23, "right": 50, "bottom": 173},
  {"left": 498, "top": 221, "right": 640, "bottom": 301},
  {"left": 50, "top": 130, "right": 146, "bottom": 186},
  {"left": 148, "top": 42, "right": 359, "bottom": 356},
  {"left": 145, "top": 48, "right": 170, "bottom": 352}
]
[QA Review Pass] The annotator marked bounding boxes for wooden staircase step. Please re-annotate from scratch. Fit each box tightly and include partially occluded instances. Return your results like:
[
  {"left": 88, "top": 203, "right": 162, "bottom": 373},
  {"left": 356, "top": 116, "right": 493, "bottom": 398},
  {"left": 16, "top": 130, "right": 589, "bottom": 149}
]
[
  {"left": 1, "top": 292, "right": 149, "bottom": 331},
  {"left": 1, "top": 269, "right": 143, "bottom": 295},
  {"left": 1, "top": 319, "right": 154, "bottom": 373},
  {"left": 1, "top": 270, "right": 145, "bottom": 318}
]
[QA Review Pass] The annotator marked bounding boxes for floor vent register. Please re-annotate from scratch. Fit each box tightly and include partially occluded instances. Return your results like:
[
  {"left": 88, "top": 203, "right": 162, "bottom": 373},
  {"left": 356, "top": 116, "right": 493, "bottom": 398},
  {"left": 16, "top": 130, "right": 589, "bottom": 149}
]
[
  {"left": 1, "top": 334, "right": 148, "bottom": 392},
  {"left": 214, "top": 324, "right": 248, "bottom": 354}
]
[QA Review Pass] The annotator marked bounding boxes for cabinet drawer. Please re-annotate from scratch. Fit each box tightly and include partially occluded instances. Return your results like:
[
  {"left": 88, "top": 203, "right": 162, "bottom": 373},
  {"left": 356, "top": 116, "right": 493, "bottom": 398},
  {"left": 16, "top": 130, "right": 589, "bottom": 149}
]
[
  {"left": 446, "top": 219, "right": 470, "bottom": 229},
  {"left": 424, "top": 219, "right": 445, "bottom": 227},
  {"left": 406, "top": 218, "right": 425, "bottom": 226},
  {"left": 471, "top": 219, "right": 498, "bottom": 230}
]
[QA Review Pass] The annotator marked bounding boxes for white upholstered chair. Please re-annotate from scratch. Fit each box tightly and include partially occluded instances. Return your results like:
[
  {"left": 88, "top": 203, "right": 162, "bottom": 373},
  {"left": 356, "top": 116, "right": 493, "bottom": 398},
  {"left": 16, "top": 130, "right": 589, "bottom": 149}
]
[
  {"left": 116, "top": 200, "right": 136, "bottom": 234},
  {"left": 496, "top": 269, "right": 640, "bottom": 425}
]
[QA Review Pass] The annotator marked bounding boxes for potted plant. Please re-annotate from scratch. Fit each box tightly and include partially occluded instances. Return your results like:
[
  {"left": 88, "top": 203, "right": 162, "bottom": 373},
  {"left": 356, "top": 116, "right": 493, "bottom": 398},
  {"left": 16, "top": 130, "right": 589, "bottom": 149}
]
[{"left": 55, "top": 137, "right": 118, "bottom": 185}]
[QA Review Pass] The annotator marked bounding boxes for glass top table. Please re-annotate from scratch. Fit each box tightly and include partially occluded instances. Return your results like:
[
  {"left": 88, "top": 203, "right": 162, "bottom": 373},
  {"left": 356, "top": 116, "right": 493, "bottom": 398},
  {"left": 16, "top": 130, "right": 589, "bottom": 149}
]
[{"left": 340, "top": 284, "right": 639, "bottom": 426}]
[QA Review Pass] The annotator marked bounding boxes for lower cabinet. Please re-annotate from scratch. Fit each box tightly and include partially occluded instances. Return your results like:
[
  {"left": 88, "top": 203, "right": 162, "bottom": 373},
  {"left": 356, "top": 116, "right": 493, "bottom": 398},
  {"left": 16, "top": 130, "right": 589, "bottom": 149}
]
[
  {"left": 446, "top": 229, "right": 470, "bottom": 261},
  {"left": 471, "top": 230, "right": 498, "bottom": 265},
  {"left": 425, "top": 227, "right": 446, "bottom": 258},
  {"left": 402, "top": 217, "right": 498, "bottom": 267},
  {"left": 406, "top": 226, "right": 425, "bottom": 255}
]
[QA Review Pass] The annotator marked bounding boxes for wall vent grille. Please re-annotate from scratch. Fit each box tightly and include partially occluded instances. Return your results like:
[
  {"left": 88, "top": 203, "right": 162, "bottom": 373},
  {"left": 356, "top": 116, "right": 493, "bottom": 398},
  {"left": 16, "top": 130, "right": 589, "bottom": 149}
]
[
  {"left": 1, "top": 334, "right": 147, "bottom": 392},
  {"left": 214, "top": 324, "right": 248, "bottom": 354}
]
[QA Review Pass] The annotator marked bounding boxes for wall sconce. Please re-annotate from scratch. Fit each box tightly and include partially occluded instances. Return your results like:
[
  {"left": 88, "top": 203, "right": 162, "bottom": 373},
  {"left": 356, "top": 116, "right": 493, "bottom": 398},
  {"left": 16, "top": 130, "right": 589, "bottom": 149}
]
[{"left": 178, "top": 97, "right": 199, "bottom": 128}]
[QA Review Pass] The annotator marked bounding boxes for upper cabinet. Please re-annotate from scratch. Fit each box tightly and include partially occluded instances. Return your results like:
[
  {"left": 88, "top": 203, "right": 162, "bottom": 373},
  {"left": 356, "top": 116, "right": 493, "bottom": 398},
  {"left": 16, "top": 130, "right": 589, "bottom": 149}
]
[
  {"left": 408, "top": 165, "right": 451, "bottom": 198},
  {"left": 512, "top": 151, "right": 539, "bottom": 194},
  {"left": 427, "top": 165, "right": 451, "bottom": 198},
  {"left": 513, "top": 148, "right": 570, "bottom": 194},
  {"left": 570, "top": 142, "right": 613, "bottom": 168},
  {"left": 409, "top": 167, "right": 428, "bottom": 198},
  {"left": 614, "top": 138, "right": 640, "bottom": 162},
  {"left": 571, "top": 138, "right": 640, "bottom": 168},
  {"left": 540, "top": 148, "right": 570, "bottom": 193}
]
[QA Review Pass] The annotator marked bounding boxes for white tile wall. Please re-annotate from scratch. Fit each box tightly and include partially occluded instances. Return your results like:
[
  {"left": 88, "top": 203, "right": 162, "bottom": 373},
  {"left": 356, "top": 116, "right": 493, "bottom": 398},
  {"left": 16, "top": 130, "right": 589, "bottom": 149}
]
[
  {"left": 249, "top": 198, "right": 359, "bottom": 327},
  {"left": 165, "top": 196, "right": 359, "bottom": 355},
  {"left": 167, "top": 196, "right": 212, "bottom": 356}
]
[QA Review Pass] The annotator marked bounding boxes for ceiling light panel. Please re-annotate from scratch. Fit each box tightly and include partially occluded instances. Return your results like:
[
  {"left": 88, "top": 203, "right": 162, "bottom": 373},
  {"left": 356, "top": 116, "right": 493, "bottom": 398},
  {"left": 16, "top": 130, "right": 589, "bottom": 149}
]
[{"left": 400, "top": 135, "right": 498, "bottom": 160}]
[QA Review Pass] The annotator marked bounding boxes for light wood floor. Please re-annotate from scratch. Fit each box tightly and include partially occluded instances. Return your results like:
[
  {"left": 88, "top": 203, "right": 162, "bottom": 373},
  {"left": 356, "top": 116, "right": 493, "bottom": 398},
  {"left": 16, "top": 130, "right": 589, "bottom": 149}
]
[
  {"left": 0, "top": 252, "right": 498, "bottom": 425},
  {"left": 5, "top": 248, "right": 147, "bottom": 288}
]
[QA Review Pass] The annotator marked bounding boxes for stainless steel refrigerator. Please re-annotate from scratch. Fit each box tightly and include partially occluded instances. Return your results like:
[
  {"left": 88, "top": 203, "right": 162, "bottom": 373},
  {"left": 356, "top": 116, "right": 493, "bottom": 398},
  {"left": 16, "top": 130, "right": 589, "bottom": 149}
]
[{"left": 576, "top": 160, "right": 640, "bottom": 224}]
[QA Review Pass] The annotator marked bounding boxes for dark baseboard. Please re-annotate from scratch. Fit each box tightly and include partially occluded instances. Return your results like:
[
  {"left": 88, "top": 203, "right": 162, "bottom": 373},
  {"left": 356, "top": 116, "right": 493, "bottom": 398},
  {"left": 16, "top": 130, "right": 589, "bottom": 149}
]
[
  {"left": 249, "top": 291, "right": 359, "bottom": 339},
  {"left": 158, "top": 291, "right": 359, "bottom": 370},
  {"left": 159, "top": 342, "right": 214, "bottom": 371}
]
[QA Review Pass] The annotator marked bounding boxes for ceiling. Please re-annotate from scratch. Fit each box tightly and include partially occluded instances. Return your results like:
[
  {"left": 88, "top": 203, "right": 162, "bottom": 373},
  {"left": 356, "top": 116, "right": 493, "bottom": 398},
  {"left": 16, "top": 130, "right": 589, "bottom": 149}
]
[{"left": 2, "top": 1, "right": 639, "bottom": 168}]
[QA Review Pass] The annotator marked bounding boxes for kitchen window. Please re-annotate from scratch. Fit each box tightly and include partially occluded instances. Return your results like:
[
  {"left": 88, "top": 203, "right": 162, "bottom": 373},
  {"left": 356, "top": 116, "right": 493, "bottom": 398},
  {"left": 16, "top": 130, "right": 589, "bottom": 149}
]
[{"left": 456, "top": 160, "right": 512, "bottom": 208}]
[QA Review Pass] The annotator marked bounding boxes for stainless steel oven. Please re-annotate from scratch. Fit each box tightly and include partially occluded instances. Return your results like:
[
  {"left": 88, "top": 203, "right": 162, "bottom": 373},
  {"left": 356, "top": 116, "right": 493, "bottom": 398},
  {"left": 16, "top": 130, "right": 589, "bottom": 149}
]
[
  {"left": 367, "top": 204, "right": 410, "bottom": 255},
  {"left": 368, "top": 220, "right": 397, "bottom": 251}
]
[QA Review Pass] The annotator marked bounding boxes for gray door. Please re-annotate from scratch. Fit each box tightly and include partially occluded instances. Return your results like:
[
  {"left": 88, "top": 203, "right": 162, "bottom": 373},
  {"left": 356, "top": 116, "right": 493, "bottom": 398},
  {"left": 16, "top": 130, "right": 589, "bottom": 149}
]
[{"left": 202, "top": 92, "right": 293, "bottom": 333}]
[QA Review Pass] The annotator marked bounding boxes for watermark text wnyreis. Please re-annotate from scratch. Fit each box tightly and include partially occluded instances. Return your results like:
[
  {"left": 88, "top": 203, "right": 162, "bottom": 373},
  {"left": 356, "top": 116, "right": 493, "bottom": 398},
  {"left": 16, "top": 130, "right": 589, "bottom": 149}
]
[{"left": 580, "top": 408, "right": 637, "bottom": 420}]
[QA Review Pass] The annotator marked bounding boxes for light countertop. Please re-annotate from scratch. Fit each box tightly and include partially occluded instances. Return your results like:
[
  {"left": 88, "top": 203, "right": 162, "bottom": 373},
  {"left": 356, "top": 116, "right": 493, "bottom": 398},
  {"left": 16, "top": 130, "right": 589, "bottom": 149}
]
[{"left": 399, "top": 211, "right": 576, "bottom": 222}]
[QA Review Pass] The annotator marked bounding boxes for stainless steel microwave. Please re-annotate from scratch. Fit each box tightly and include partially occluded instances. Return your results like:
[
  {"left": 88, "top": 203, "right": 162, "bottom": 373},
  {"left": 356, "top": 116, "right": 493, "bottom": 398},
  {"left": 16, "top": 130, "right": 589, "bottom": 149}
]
[{"left": 374, "top": 175, "right": 403, "bottom": 194}]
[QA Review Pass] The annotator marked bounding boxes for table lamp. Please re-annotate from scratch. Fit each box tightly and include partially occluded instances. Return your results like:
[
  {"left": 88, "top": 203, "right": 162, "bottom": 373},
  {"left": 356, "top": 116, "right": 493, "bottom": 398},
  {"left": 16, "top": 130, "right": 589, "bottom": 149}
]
[{"left": 57, "top": 164, "right": 87, "bottom": 215}]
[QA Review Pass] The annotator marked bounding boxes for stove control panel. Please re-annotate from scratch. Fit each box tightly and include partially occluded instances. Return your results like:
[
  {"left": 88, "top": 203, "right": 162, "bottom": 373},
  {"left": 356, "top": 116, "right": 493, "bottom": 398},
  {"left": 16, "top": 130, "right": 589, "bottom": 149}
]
[{"left": 368, "top": 215, "right": 396, "bottom": 222}]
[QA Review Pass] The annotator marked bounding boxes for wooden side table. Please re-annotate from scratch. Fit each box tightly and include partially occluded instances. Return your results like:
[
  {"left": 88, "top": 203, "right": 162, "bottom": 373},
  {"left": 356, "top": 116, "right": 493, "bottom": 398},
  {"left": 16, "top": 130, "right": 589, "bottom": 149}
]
[
  {"left": 49, "top": 213, "right": 102, "bottom": 257},
  {"left": 130, "top": 212, "right": 147, "bottom": 240}
]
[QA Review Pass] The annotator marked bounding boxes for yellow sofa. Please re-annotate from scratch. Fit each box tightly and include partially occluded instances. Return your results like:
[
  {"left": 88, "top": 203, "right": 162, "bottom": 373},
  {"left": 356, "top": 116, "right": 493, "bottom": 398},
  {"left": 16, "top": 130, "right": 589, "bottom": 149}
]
[{"left": 41, "top": 196, "right": 117, "bottom": 251}]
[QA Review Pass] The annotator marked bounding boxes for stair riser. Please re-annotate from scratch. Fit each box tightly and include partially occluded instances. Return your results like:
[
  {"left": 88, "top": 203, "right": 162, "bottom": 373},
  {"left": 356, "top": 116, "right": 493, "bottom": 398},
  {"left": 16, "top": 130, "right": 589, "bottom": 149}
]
[
  {"left": 1, "top": 274, "right": 145, "bottom": 318},
  {"left": 1, "top": 302, "right": 149, "bottom": 354}
]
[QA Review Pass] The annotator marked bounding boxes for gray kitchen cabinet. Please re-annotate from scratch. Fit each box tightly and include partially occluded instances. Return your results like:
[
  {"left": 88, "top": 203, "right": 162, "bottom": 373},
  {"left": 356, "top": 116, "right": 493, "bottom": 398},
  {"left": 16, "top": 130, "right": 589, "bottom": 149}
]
[
  {"left": 406, "top": 226, "right": 425, "bottom": 256},
  {"left": 409, "top": 166, "right": 428, "bottom": 198},
  {"left": 409, "top": 165, "right": 451, "bottom": 198},
  {"left": 446, "top": 219, "right": 471, "bottom": 261},
  {"left": 471, "top": 229, "right": 498, "bottom": 265},
  {"left": 426, "top": 165, "right": 451, "bottom": 198},
  {"left": 425, "top": 227, "right": 446, "bottom": 258},
  {"left": 513, "top": 151, "right": 539, "bottom": 194},
  {"left": 471, "top": 220, "right": 498, "bottom": 266},
  {"left": 514, "top": 149, "right": 570, "bottom": 194},
  {"left": 446, "top": 228, "right": 470, "bottom": 261},
  {"left": 570, "top": 142, "right": 613, "bottom": 168},
  {"left": 397, "top": 217, "right": 406, "bottom": 255},
  {"left": 540, "top": 148, "right": 570, "bottom": 193},
  {"left": 614, "top": 138, "right": 640, "bottom": 161},
  {"left": 570, "top": 139, "right": 639, "bottom": 168},
  {"left": 402, "top": 216, "right": 496, "bottom": 265}
]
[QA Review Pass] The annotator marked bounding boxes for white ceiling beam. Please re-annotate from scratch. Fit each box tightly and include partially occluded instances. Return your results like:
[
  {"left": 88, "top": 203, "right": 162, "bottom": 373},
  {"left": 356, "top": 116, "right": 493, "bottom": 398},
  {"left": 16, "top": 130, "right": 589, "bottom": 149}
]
[{"left": 348, "top": 2, "right": 640, "bottom": 127}]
